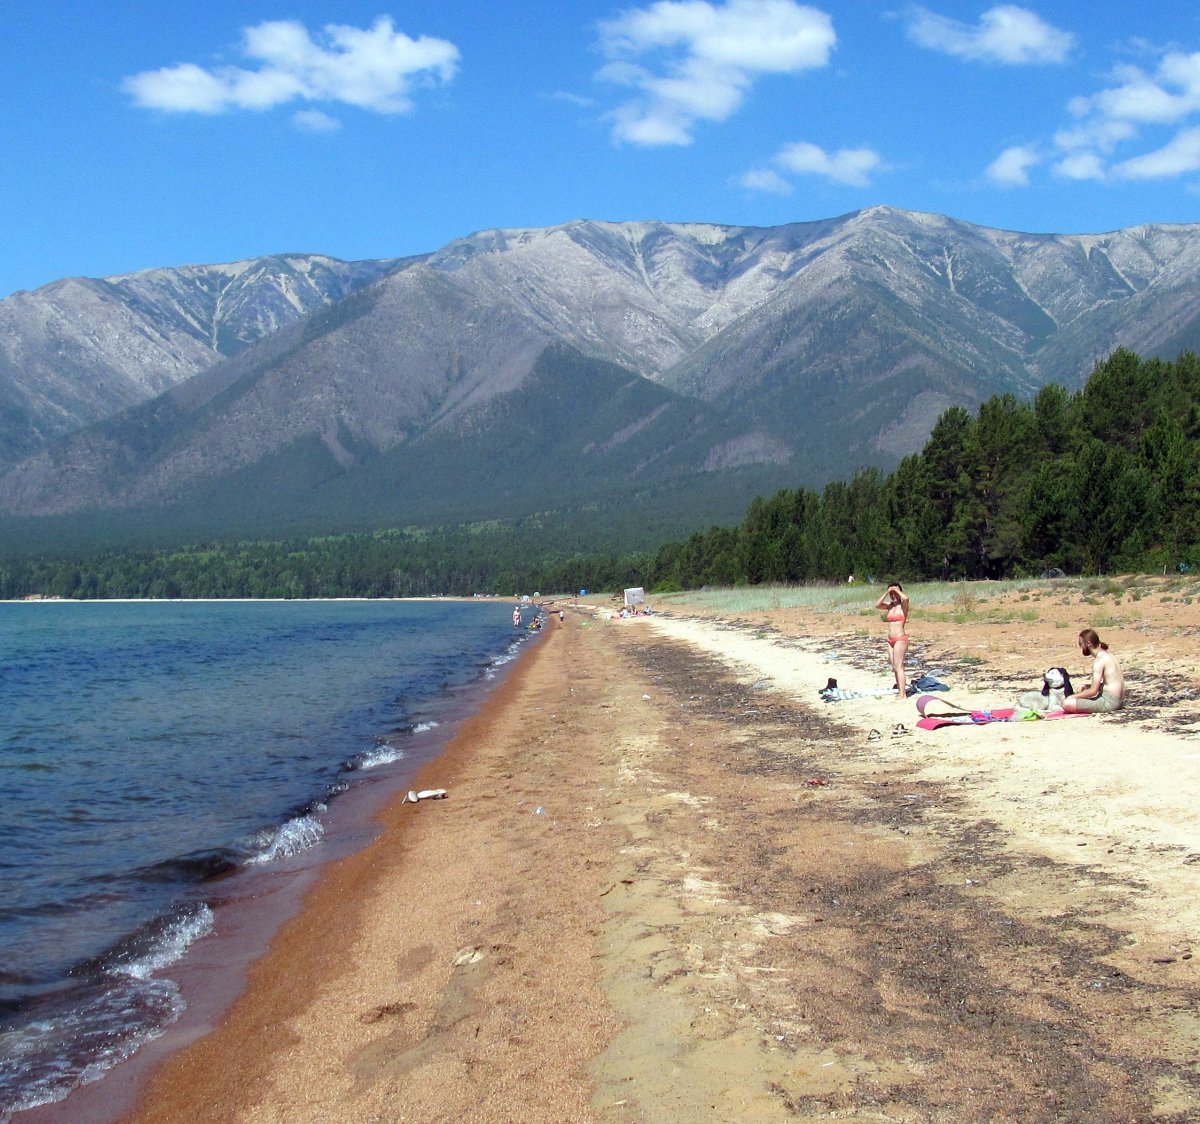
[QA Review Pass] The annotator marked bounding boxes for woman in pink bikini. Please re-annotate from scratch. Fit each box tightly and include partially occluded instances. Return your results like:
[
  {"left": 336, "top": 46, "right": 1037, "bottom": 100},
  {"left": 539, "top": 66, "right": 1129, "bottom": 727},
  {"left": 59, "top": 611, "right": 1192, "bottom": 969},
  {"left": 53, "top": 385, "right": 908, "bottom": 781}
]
[{"left": 875, "top": 581, "right": 910, "bottom": 698}]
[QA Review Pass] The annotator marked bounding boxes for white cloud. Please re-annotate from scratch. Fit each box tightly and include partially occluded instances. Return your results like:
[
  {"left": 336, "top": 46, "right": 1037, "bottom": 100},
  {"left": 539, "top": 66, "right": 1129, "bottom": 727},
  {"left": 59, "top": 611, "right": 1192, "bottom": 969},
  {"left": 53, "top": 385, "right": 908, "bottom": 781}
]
[
  {"left": 550, "top": 90, "right": 598, "bottom": 109},
  {"left": 1072, "top": 52, "right": 1200, "bottom": 125},
  {"left": 1054, "top": 151, "right": 1105, "bottom": 181},
  {"left": 775, "top": 140, "right": 883, "bottom": 186},
  {"left": 739, "top": 167, "right": 793, "bottom": 193},
  {"left": 743, "top": 139, "right": 884, "bottom": 190},
  {"left": 1049, "top": 50, "right": 1200, "bottom": 181},
  {"left": 1053, "top": 119, "right": 1135, "bottom": 155},
  {"left": 905, "top": 5, "right": 1073, "bottom": 65},
  {"left": 1113, "top": 126, "right": 1200, "bottom": 180},
  {"left": 596, "top": 0, "right": 836, "bottom": 146},
  {"left": 124, "top": 17, "right": 459, "bottom": 116},
  {"left": 293, "top": 109, "right": 341, "bottom": 132},
  {"left": 985, "top": 145, "right": 1040, "bottom": 186}
]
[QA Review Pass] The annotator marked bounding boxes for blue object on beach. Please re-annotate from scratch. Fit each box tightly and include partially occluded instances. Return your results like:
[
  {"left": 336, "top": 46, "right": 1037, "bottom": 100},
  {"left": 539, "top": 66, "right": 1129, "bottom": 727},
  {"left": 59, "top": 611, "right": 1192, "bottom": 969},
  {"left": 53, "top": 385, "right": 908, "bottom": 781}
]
[{"left": 912, "top": 674, "right": 950, "bottom": 692}]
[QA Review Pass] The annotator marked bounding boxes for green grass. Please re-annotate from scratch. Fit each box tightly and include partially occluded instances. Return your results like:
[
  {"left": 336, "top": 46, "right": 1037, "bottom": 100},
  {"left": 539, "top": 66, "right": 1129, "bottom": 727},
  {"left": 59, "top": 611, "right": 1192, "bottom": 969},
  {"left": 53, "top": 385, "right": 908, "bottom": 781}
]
[
  {"left": 655, "top": 574, "right": 1200, "bottom": 624},
  {"left": 1083, "top": 578, "right": 1125, "bottom": 600},
  {"left": 657, "top": 578, "right": 1047, "bottom": 618},
  {"left": 919, "top": 606, "right": 1041, "bottom": 625}
]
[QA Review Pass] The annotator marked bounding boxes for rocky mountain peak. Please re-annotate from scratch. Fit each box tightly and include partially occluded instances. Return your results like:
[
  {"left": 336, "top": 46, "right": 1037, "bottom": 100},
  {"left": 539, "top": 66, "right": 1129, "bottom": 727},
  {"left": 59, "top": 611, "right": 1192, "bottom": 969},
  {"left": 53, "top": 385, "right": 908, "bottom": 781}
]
[{"left": 1, "top": 208, "right": 1199, "bottom": 537}]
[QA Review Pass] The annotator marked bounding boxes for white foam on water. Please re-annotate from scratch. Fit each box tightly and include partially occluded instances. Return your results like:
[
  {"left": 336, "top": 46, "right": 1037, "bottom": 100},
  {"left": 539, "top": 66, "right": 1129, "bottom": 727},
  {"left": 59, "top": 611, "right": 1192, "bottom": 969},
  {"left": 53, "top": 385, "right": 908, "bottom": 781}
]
[
  {"left": 0, "top": 977, "right": 186, "bottom": 1114},
  {"left": 485, "top": 644, "right": 517, "bottom": 680},
  {"left": 0, "top": 917, "right": 207, "bottom": 1118},
  {"left": 355, "top": 744, "right": 407, "bottom": 770},
  {"left": 247, "top": 814, "right": 324, "bottom": 864},
  {"left": 117, "top": 904, "right": 215, "bottom": 981},
  {"left": 412, "top": 721, "right": 439, "bottom": 733}
]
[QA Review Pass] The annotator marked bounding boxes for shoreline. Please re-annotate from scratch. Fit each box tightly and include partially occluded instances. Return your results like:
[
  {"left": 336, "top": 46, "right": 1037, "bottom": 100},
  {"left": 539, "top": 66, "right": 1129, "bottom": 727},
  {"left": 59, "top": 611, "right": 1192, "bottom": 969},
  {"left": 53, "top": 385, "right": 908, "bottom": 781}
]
[
  {"left": 120, "top": 614, "right": 604, "bottom": 1122},
  {"left": 21, "top": 586, "right": 1200, "bottom": 1121},
  {"left": 12, "top": 608, "right": 544, "bottom": 1124}
]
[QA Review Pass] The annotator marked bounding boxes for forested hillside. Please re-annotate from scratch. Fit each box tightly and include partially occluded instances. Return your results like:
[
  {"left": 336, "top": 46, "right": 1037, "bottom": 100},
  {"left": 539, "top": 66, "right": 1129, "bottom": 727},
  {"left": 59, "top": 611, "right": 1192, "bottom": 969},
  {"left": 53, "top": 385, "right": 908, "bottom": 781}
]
[
  {"left": 9, "top": 211, "right": 1200, "bottom": 535},
  {"left": 0, "top": 518, "right": 646, "bottom": 601},
  {"left": 1, "top": 350, "right": 1196, "bottom": 601},
  {"left": 648, "top": 350, "right": 1200, "bottom": 589}
]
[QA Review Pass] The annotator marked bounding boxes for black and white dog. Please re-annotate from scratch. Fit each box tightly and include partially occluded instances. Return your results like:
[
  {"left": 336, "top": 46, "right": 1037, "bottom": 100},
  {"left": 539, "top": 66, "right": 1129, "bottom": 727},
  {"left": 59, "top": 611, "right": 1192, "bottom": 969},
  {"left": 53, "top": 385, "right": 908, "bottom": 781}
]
[{"left": 1017, "top": 666, "right": 1075, "bottom": 713}]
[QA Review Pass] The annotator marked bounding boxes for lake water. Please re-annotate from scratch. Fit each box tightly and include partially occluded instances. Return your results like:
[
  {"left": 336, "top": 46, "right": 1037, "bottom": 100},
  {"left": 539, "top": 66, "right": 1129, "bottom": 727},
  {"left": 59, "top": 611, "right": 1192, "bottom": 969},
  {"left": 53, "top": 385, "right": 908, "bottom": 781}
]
[{"left": 0, "top": 599, "right": 534, "bottom": 1117}]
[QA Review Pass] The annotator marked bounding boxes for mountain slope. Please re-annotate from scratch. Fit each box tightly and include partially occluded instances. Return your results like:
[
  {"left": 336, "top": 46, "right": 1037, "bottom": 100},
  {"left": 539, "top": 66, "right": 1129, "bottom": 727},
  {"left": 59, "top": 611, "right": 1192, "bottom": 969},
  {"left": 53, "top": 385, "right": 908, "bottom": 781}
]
[
  {"left": 0, "top": 253, "right": 407, "bottom": 464},
  {"left": 0, "top": 343, "right": 792, "bottom": 544},
  {"left": 2, "top": 208, "right": 1200, "bottom": 540}
]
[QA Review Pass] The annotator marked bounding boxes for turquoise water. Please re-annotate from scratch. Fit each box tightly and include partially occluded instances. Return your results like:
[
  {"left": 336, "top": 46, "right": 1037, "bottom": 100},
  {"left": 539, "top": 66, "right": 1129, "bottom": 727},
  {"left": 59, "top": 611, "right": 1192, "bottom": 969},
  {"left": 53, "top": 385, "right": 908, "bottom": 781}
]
[{"left": 0, "top": 599, "right": 532, "bottom": 1115}]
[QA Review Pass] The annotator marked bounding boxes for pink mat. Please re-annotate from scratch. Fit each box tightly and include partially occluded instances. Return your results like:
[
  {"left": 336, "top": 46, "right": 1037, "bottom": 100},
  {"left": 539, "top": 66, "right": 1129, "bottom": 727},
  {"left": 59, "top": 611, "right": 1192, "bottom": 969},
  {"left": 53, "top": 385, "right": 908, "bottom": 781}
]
[
  {"left": 914, "top": 694, "right": 1090, "bottom": 731},
  {"left": 916, "top": 708, "right": 1014, "bottom": 730}
]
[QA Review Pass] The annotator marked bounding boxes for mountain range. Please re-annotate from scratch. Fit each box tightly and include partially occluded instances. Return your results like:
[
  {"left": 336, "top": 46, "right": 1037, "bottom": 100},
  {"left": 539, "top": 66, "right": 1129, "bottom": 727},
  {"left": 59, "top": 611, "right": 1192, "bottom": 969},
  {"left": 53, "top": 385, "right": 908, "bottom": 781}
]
[{"left": 1, "top": 206, "right": 1198, "bottom": 546}]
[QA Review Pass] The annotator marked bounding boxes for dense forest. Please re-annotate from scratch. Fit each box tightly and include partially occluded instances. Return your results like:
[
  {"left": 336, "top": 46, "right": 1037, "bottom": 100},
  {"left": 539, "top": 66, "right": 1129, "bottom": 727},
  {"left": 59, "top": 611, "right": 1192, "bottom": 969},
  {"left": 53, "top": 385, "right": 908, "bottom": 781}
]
[
  {"left": 1, "top": 350, "right": 1197, "bottom": 600},
  {"left": 649, "top": 349, "right": 1200, "bottom": 590},
  {"left": 0, "top": 519, "right": 644, "bottom": 601}
]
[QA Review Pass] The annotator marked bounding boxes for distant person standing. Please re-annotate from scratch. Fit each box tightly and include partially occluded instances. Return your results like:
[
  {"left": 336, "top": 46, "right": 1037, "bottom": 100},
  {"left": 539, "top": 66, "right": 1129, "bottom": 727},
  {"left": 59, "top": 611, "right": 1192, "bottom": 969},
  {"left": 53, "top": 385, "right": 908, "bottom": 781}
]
[
  {"left": 558, "top": 609, "right": 565, "bottom": 626},
  {"left": 513, "top": 605, "right": 521, "bottom": 628},
  {"left": 1064, "top": 628, "right": 1125, "bottom": 712},
  {"left": 875, "top": 581, "right": 911, "bottom": 698}
]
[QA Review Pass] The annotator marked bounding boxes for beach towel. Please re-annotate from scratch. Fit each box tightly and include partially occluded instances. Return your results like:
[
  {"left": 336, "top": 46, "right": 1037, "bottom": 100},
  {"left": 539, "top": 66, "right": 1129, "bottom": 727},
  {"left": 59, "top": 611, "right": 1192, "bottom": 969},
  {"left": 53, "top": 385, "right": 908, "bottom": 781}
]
[
  {"left": 915, "top": 694, "right": 973, "bottom": 718},
  {"left": 917, "top": 708, "right": 1016, "bottom": 730},
  {"left": 914, "top": 693, "right": 1090, "bottom": 731},
  {"left": 819, "top": 686, "right": 897, "bottom": 702}
]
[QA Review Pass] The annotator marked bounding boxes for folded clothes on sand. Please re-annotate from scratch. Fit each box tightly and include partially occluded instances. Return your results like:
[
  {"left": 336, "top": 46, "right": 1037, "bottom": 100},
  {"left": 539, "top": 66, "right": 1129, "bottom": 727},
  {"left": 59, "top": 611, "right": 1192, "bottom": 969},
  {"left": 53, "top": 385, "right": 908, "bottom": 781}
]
[{"left": 819, "top": 685, "right": 897, "bottom": 702}]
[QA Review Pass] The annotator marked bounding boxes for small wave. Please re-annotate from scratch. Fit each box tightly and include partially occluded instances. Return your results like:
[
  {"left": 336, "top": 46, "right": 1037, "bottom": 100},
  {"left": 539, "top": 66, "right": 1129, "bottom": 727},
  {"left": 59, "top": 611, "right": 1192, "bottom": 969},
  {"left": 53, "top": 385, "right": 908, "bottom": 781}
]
[
  {"left": 351, "top": 744, "right": 406, "bottom": 771},
  {"left": 246, "top": 814, "right": 324, "bottom": 864},
  {"left": 0, "top": 975, "right": 184, "bottom": 1115},
  {"left": 413, "top": 721, "right": 439, "bottom": 733},
  {"left": 484, "top": 645, "right": 521, "bottom": 680},
  {"left": 75, "top": 903, "right": 215, "bottom": 983},
  {"left": 494, "top": 637, "right": 526, "bottom": 665},
  {"left": 0, "top": 905, "right": 212, "bottom": 1115},
  {"left": 126, "top": 849, "right": 240, "bottom": 885},
  {"left": 114, "top": 905, "right": 214, "bottom": 981}
]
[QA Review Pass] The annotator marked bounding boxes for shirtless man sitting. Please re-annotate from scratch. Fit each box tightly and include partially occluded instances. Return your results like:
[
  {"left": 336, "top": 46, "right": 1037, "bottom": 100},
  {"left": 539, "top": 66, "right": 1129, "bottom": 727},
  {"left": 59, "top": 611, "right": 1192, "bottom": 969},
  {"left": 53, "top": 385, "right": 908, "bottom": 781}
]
[{"left": 1063, "top": 628, "right": 1125, "bottom": 713}]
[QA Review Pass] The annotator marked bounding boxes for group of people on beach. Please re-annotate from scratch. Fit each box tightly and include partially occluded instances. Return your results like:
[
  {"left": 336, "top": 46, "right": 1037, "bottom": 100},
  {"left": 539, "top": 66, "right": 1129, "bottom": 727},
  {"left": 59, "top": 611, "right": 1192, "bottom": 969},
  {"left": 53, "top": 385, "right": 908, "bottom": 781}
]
[
  {"left": 876, "top": 580, "right": 1124, "bottom": 712},
  {"left": 611, "top": 604, "right": 653, "bottom": 619}
]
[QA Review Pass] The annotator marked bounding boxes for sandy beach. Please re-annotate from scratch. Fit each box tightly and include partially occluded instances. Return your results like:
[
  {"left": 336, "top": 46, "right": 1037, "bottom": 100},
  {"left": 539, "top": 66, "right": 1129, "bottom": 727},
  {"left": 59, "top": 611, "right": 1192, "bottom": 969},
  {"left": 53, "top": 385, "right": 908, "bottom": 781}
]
[{"left": 63, "top": 581, "right": 1200, "bottom": 1121}]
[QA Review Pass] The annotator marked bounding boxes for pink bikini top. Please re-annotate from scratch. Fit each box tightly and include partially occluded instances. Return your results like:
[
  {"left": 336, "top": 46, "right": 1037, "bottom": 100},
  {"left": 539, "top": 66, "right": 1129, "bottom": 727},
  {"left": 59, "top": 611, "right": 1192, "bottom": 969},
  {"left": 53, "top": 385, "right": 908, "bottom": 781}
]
[{"left": 886, "top": 604, "right": 906, "bottom": 623}]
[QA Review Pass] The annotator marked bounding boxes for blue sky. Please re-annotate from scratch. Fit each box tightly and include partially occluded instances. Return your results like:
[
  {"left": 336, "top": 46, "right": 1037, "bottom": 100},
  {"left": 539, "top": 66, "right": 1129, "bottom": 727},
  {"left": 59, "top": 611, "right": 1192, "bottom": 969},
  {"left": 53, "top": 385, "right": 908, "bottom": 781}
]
[{"left": 3, "top": 1, "right": 1200, "bottom": 297}]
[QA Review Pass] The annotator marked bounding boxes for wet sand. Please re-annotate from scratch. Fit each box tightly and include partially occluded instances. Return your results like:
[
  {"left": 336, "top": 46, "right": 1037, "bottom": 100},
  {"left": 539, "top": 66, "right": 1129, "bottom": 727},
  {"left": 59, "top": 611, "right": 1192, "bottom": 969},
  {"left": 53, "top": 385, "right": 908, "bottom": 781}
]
[{"left": 96, "top": 589, "right": 1200, "bottom": 1120}]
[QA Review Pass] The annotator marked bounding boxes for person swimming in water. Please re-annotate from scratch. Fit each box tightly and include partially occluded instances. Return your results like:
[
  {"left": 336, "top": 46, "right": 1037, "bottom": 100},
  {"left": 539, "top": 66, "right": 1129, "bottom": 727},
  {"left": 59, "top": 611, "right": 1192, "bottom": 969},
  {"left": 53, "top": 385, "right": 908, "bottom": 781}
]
[{"left": 875, "top": 581, "right": 910, "bottom": 698}]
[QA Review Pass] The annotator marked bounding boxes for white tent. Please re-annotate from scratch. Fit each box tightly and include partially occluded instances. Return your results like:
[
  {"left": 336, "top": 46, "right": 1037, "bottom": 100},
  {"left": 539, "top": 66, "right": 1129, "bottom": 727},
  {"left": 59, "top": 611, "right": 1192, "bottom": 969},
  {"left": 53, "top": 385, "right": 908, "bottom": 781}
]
[{"left": 624, "top": 587, "right": 645, "bottom": 607}]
